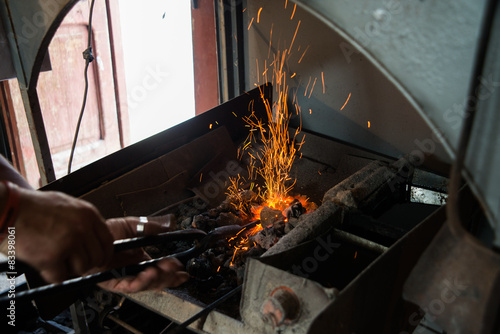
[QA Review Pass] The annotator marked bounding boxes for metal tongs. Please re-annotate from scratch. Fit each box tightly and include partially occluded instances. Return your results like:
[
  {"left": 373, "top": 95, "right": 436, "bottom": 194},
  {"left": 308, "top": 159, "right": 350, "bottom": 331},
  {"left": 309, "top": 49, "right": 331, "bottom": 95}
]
[{"left": 0, "top": 220, "right": 259, "bottom": 306}]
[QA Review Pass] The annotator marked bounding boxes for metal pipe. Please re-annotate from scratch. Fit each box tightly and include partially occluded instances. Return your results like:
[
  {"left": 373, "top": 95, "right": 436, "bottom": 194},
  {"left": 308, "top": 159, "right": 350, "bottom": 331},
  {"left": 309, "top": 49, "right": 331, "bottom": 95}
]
[
  {"left": 106, "top": 313, "right": 143, "bottom": 334},
  {"left": 163, "top": 285, "right": 243, "bottom": 334},
  {"left": 332, "top": 228, "right": 388, "bottom": 254}
]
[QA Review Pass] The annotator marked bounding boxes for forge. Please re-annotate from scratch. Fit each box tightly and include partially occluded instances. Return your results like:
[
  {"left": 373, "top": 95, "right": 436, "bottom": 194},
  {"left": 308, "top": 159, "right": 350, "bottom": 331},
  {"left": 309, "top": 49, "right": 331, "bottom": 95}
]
[
  {"left": 2, "top": 0, "right": 499, "bottom": 333},
  {"left": 42, "top": 84, "right": 449, "bottom": 333}
]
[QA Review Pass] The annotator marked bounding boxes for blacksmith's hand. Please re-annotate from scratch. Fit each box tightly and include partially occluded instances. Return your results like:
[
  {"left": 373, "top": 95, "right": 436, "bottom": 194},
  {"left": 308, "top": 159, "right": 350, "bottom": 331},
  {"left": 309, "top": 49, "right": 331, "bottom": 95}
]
[
  {"left": 11, "top": 188, "right": 114, "bottom": 283},
  {"left": 96, "top": 216, "right": 189, "bottom": 293}
]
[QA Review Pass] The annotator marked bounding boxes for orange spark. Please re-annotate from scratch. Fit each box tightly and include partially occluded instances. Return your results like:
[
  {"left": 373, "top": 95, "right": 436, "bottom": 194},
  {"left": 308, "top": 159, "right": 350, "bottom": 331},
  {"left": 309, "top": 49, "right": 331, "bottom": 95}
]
[
  {"left": 256, "top": 58, "right": 260, "bottom": 83},
  {"left": 285, "top": 0, "right": 288, "bottom": 9},
  {"left": 288, "top": 20, "right": 301, "bottom": 54},
  {"left": 290, "top": 3, "right": 297, "bottom": 20},
  {"left": 321, "top": 72, "right": 325, "bottom": 94},
  {"left": 304, "top": 76, "right": 311, "bottom": 96},
  {"left": 268, "top": 24, "right": 273, "bottom": 58},
  {"left": 340, "top": 92, "right": 351, "bottom": 111},
  {"left": 368, "top": 121, "right": 371, "bottom": 128},
  {"left": 298, "top": 45, "right": 310, "bottom": 63},
  {"left": 228, "top": 16, "right": 311, "bottom": 211},
  {"left": 257, "top": 7, "right": 263, "bottom": 23},
  {"left": 309, "top": 109, "right": 312, "bottom": 114},
  {"left": 354, "top": 251, "right": 358, "bottom": 259},
  {"left": 247, "top": 17, "right": 254, "bottom": 30},
  {"left": 308, "top": 77, "right": 317, "bottom": 98},
  {"left": 264, "top": 59, "right": 268, "bottom": 83},
  {"left": 209, "top": 123, "right": 213, "bottom": 129},
  {"left": 200, "top": 173, "right": 203, "bottom": 182}
]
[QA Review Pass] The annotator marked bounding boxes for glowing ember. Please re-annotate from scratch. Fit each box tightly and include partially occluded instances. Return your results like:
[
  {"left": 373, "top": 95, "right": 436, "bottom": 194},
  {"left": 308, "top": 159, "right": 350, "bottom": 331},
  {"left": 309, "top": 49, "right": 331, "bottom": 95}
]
[{"left": 228, "top": 222, "right": 263, "bottom": 266}]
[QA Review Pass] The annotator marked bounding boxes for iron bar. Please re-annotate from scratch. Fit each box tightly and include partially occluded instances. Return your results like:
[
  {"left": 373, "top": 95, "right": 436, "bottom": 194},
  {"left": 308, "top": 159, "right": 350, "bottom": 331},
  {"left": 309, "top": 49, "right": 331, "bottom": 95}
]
[{"left": 163, "top": 285, "right": 243, "bottom": 334}]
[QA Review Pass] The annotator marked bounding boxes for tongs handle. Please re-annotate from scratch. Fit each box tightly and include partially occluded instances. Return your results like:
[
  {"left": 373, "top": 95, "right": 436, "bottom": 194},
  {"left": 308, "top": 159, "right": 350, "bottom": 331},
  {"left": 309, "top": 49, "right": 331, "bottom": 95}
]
[
  {"left": 0, "top": 229, "right": 207, "bottom": 306},
  {"left": 0, "top": 246, "right": 200, "bottom": 306},
  {"left": 0, "top": 222, "right": 259, "bottom": 306},
  {"left": 113, "top": 229, "right": 207, "bottom": 252},
  {"left": 0, "top": 229, "right": 207, "bottom": 274}
]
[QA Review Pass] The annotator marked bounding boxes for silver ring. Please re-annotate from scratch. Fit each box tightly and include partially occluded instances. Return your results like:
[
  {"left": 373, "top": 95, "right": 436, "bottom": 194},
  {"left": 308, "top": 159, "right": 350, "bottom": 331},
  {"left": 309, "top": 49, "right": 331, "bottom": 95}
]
[{"left": 137, "top": 216, "right": 148, "bottom": 236}]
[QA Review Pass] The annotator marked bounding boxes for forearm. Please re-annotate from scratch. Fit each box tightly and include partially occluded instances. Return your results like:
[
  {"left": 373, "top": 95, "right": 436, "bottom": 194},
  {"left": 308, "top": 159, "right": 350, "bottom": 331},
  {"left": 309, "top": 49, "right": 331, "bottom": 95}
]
[
  {"left": 0, "top": 155, "right": 31, "bottom": 238},
  {"left": 0, "top": 155, "right": 32, "bottom": 190}
]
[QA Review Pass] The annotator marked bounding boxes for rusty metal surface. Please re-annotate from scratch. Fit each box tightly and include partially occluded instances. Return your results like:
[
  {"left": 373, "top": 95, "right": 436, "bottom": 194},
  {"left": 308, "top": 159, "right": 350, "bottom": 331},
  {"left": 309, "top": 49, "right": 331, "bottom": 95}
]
[
  {"left": 307, "top": 194, "right": 448, "bottom": 333},
  {"left": 241, "top": 258, "right": 337, "bottom": 334},
  {"left": 265, "top": 157, "right": 412, "bottom": 256},
  {"left": 404, "top": 187, "right": 500, "bottom": 334},
  {"left": 80, "top": 126, "right": 237, "bottom": 218}
]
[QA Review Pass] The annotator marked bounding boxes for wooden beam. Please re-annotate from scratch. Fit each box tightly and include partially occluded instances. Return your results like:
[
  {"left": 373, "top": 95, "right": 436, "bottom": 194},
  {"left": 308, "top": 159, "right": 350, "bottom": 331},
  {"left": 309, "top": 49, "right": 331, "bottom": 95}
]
[
  {"left": 105, "top": 0, "right": 130, "bottom": 148},
  {"left": 192, "top": 0, "right": 219, "bottom": 115}
]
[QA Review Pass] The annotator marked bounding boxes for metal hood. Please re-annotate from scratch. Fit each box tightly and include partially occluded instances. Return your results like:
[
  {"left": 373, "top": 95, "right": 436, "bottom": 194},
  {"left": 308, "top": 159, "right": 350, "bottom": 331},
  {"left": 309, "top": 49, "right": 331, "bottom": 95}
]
[{"left": 289, "top": 0, "right": 500, "bottom": 248}]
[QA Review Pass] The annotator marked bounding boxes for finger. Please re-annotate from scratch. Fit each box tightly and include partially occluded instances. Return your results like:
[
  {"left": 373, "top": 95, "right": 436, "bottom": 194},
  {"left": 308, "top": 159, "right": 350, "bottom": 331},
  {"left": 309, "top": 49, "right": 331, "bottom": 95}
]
[
  {"left": 127, "top": 268, "right": 159, "bottom": 292},
  {"left": 149, "top": 214, "right": 177, "bottom": 232},
  {"left": 153, "top": 258, "right": 190, "bottom": 288},
  {"left": 126, "top": 266, "right": 188, "bottom": 292},
  {"left": 93, "top": 220, "right": 114, "bottom": 267},
  {"left": 109, "top": 277, "right": 136, "bottom": 293},
  {"left": 109, "top": 249, "right": 148, "bottom": 269},
  {"left": 157, "top": 257, "right": 185, "bottom": 272},
  {"left": 130, "top": 215, "right": 176, "bottom": 236},
  {"left": 155, "top": 270, "right": 190, "bottom": 289},
  {"left": 40, "top": 260, "right": 71, "bottom": 283},
  {"left": 69, "top": 244, "right": 91, "bottom": 275},
  {"left": 83, "top": 225, "right": 107, "bottom": 269}
]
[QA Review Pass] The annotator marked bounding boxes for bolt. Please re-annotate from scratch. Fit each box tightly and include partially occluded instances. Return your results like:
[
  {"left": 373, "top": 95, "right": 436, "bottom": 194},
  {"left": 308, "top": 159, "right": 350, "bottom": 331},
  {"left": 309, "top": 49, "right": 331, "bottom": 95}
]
[{"left": 261, "top": 286, "right": 301, "bottom": 327}]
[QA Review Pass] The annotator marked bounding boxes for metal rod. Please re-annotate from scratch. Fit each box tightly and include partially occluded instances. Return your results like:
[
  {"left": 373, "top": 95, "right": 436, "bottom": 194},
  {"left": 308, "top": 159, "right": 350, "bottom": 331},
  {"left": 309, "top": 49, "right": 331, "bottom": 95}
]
[
  {"left": 0, "top": 222, "right": 258, "bottom": 306},
  {"left": 0, "top": 246, "right": 199, "bottom": 307},
  {"left": 113, "top": 229, "right": 206, "bottom": 252},
  {"left": 163, "top": 285, "right": 243, "bottom": 334},
  {"left": 332, "top": 228, "right": 388, "bottom": 254},
  {"left": 106, "top": 313, "right": 143, "bottom": 334}
]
